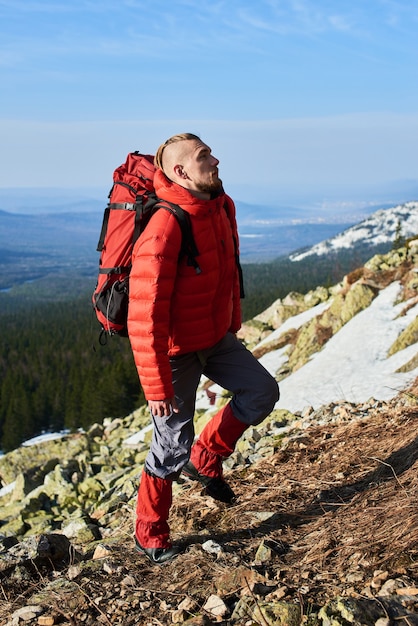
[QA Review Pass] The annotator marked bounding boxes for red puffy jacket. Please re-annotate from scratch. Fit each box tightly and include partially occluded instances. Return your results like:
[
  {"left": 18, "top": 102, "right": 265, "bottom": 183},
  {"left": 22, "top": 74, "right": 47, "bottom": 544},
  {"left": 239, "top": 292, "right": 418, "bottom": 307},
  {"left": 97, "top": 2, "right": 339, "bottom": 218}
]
[{"left": 127, "top": 169, "right": 242, "bottom": 400}]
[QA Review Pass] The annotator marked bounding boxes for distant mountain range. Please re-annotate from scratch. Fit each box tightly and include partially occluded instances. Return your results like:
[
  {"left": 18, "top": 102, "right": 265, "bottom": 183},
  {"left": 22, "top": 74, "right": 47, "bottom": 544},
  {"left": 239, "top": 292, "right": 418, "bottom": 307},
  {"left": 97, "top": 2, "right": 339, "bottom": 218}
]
[
  {"left": 0, "top": 188, "right": 105, "bottom": 214},
  {"left": 0, "top": 193, "right": 417, "bottom": 292},
  {"left": 0, "top": 193, "right": 360, "bottom": 286},
  {"left": 0, "top": 187, "right": 396, "bottom": 221},
  {"left": 290, "top": 201, "right": 418, "bottom": 262}
]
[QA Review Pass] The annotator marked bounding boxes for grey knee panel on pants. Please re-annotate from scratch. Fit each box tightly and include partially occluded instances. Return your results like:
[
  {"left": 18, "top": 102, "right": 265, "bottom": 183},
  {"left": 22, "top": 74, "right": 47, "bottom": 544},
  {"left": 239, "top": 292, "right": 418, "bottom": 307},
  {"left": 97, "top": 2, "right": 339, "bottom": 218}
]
[
  {"left": 203, "top": 333, "right": 280, "bottom": 426},
  {"left": 145, "top": 333, "right": 280, "bottom": 478}
]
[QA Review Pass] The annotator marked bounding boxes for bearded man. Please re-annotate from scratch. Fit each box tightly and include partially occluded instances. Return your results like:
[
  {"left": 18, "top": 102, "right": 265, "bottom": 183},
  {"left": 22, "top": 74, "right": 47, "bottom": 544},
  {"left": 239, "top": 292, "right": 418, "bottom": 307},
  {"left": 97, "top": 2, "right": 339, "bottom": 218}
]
[{"left": 128, "top": 133, "right": 280, "bottom": 564}]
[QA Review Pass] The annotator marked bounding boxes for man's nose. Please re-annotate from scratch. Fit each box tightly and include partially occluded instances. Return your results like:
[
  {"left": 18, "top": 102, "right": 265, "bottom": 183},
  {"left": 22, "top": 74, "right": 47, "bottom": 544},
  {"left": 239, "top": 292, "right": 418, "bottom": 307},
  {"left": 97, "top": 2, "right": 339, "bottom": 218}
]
[{"left": 211, "top": 155, "right": 219, "bottom": 166}]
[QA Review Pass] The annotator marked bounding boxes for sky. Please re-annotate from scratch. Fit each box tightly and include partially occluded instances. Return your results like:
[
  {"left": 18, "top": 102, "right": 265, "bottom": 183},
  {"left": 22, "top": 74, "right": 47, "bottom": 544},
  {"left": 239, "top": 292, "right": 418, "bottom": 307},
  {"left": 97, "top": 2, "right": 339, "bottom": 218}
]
[{"left": 1, "top": 0, "right": 418, "bottom": 207}]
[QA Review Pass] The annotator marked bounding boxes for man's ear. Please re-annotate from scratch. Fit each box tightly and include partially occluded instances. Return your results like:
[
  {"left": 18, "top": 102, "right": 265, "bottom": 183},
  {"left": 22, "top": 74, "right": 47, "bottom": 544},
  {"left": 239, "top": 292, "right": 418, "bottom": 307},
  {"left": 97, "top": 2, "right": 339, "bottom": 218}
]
[{"left": 174, "top": 164, "right": 188, "bottom": 179}]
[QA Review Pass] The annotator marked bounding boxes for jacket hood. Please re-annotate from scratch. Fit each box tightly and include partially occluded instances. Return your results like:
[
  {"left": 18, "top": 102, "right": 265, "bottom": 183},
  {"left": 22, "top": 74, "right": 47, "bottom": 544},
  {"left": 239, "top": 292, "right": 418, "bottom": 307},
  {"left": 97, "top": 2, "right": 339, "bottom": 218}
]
[{"left": 153, "top": 169, "right": 226, "bottom": 216}]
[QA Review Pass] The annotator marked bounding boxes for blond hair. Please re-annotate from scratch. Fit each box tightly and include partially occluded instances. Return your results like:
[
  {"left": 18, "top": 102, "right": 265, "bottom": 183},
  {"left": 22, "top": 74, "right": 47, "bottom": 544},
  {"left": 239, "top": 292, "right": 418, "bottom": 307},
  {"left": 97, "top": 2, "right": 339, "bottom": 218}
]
[{"left": 154, "top": 133, "right": 201, "bottom": 172}]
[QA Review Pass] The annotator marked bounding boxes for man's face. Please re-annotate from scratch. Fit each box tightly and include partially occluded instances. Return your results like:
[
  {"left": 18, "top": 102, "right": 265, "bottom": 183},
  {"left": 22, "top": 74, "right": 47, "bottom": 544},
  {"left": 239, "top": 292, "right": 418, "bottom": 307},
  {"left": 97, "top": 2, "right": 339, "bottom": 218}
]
[{"left": 181, "top": 141, "right": 222, "bottom": 195}]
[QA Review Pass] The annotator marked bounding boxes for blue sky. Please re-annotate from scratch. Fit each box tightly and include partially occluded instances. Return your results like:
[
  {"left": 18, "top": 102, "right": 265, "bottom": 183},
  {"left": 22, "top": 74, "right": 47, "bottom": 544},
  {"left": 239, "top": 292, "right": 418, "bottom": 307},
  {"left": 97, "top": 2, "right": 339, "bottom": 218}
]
[{"left": 1, "top": 0, "right": 418, "bottom": 206}]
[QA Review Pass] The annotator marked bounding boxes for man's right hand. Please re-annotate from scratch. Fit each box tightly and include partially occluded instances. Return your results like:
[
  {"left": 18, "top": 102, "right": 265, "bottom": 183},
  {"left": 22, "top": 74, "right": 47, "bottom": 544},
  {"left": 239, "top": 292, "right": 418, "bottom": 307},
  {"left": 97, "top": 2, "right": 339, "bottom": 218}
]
[{"left": 148, "top": 398, "right": 179, "bottom": 418}]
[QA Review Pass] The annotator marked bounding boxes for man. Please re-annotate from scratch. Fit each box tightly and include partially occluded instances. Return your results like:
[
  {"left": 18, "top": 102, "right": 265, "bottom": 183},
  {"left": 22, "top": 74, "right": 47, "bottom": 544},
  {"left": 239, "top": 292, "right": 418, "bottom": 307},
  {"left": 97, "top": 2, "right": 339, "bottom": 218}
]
[{"left": 128, "top": 133, "right": 279, "bottom": 564}]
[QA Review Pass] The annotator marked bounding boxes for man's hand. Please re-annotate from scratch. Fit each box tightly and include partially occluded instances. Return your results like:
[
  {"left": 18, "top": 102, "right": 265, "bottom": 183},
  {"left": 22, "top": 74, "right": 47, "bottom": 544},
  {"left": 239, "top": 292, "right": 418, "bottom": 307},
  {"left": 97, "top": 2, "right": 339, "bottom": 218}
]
[{"left": 148, "top": 397, "right": 179, "bottom": 418}]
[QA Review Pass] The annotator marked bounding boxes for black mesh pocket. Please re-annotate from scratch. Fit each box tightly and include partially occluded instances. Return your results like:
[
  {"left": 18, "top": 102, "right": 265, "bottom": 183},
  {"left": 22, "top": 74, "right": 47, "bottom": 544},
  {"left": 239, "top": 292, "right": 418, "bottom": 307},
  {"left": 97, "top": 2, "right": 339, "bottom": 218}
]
[{"left": 94, "top": 278, "right": 129, "bottom": 331}]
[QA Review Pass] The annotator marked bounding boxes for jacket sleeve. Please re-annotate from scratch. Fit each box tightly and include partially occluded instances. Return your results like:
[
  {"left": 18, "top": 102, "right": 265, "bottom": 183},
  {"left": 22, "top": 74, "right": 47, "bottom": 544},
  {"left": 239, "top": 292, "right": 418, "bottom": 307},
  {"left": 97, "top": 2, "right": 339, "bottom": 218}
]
[
  {"left": 127, "top": 210, "right": 182, "bottom": 400},
  {"left": 224, "top": 196, "right": 242, "bottom": 333}
]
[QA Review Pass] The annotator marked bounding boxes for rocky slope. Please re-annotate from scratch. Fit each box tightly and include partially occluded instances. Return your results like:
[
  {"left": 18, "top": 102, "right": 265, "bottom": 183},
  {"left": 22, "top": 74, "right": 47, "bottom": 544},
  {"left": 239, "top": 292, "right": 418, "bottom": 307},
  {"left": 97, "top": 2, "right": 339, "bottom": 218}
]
[{"left": 0, "top": 240, "right": 418, "bottom": 625}]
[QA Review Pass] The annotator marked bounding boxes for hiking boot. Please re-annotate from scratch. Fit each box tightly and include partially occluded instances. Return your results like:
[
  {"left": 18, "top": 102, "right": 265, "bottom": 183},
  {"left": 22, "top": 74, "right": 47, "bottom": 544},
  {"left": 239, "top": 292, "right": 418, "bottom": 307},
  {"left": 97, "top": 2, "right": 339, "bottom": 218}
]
[
  {"left": 134, "top": 536, "right": 183, "bottom": 564},
  {"left": 182, "top": 461, "right": 236, "bottom": 504}
]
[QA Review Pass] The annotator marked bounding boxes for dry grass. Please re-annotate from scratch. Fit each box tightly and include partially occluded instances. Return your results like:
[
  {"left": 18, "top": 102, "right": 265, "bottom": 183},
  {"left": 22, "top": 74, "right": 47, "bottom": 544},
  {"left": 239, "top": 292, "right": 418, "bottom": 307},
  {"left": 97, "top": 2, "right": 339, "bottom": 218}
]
[{"left": 1, "top": 381, "right": 418, "bottom": 624}]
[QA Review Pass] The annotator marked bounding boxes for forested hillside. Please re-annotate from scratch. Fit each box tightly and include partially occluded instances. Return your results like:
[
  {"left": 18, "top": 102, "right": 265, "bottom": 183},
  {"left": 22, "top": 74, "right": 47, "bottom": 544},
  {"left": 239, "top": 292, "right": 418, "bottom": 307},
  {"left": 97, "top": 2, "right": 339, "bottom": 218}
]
[{"left": 0, "top": 298, "right": 143, "bottom": 452}]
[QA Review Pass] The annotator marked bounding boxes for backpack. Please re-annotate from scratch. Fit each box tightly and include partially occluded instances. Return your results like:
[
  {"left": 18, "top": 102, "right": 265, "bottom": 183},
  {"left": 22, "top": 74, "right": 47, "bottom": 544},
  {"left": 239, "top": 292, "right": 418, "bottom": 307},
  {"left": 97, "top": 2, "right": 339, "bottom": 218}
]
[{"left": 92, "top": 152, "right": 200, "bottom": 341}]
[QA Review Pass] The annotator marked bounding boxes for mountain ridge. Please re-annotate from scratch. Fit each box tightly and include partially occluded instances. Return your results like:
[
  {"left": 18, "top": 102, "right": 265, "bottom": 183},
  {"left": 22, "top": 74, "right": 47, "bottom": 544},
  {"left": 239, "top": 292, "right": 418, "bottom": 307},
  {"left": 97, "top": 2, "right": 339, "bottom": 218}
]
[{"left": 290, "top": 201, "right": 418, "bottom": 262}]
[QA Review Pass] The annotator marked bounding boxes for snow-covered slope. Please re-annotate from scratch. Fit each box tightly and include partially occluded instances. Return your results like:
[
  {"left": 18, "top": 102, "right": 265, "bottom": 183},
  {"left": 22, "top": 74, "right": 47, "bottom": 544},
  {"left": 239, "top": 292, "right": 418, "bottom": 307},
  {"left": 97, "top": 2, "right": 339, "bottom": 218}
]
[
  {"left": 260, "top": 281, "right": 418, "bottom": 412},
  {"left": 290, "top": 201, "right": 418, "bottom": 261},
  {"left": 198, "top": 281, "right": 418, "bottom": 416}
]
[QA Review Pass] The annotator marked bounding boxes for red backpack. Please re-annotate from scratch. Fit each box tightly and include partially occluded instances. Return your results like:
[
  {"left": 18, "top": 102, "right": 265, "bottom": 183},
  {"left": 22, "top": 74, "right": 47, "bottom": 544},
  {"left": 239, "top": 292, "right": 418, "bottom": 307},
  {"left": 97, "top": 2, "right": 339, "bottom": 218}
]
[{"left": 92, "top": 152, "right": 199, "bottom": 341}]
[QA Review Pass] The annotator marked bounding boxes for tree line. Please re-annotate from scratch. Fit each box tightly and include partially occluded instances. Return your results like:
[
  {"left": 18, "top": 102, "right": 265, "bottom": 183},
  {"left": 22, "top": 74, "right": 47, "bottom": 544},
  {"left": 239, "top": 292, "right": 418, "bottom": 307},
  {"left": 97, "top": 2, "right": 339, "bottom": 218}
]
[{"left": 0, "top": 298, "right": 143, "bottom": 452}]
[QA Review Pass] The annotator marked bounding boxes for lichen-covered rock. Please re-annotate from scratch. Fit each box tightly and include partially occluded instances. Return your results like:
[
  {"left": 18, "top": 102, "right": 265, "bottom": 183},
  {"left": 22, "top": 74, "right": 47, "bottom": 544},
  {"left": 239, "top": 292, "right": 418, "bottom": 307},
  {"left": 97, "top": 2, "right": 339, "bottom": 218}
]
[
  {"left": 237, "top": 318, "right": 273, "bottom": 347},
  {"left": 388, "top": 315, "right": 418, "bottom": 357},
  {"left": 396, "top": 352, "right": 418, "bottom": 373},
  {"left": 0, "top": 433, "right": 90, "bottom": 485},
  {"left": 318, "top": 595, "right": 417, "bottom": 626},
  {"left": 0, "top": 533, "right": 72, "bottom": 574},
  {"left": 254, "top": 293, "right": 307, "bottom": 329},
  {"left": 29, "top": 578, "right": 86, "bottom": 610},
  {"left": 304, "top": 285, "right": 331, "bottom": 306},
  {"left": 251, "top": 600, "right": 301, "bottom": 625},
  {"left": 61, "top": 516, "right": 101, "bottom": 544}
]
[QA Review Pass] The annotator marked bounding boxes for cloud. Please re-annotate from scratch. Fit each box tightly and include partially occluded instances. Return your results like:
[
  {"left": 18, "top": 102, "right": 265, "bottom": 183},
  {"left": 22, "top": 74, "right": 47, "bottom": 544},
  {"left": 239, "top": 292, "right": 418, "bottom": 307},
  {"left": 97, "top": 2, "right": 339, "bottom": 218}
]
[
  {"left": 1, "top": 0, "right": 417, "bottom": 73},
  {"left": 380, "top": 0, "right": 418, "bottom": 24},
  {"left": 235, "top": 1, "right": 361, "bottom": 37}
]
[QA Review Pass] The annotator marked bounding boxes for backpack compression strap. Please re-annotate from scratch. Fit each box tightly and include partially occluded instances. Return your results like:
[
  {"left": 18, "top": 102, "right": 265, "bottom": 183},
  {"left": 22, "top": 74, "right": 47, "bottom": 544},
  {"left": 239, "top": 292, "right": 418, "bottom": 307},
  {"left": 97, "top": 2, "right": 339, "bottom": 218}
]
[
  {"left": 222, "top": 201, "right": 245, "bottom": 299},
  {"left": 96, "top": 181, "right": 142, "bottom": 253}
]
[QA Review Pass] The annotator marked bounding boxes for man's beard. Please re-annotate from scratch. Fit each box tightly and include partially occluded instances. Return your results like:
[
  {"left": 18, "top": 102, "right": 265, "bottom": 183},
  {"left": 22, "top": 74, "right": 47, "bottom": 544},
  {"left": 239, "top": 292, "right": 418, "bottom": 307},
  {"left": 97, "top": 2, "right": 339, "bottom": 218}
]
[{"left": 194, "top": 177, "right": 223, "bottom": 195}]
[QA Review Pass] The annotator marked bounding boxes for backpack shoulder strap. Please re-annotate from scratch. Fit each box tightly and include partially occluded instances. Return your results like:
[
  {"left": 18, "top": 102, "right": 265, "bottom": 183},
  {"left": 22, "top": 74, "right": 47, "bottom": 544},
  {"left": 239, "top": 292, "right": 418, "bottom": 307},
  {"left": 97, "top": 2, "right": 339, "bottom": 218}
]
[
  {"left": 222, "top": 199, "right": 245, "bottom": 299},
  {"left": 155, "top": 201, "right": 201, "bottom": 274}
]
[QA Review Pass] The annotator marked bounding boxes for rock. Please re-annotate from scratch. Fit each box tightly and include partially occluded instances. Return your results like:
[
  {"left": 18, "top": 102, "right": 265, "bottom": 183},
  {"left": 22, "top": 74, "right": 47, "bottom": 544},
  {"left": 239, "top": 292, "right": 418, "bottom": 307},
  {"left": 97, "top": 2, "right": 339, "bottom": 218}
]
[
  {"left": 92, "top": 543, "right": 113, "bottom": 559},
  {"left": 202, "top": 594, "right": 228, "bottom": 618},
  {"left": 37, "top": 617, "right": 55, "bottom": 625},
  {"left": 231, "top": 596, "right": 254, "bottom": 621},
  {"left": 378, "top": 578, "right": 407, "bottom": 596},
  {"left": 254, "top": 540, "right": 273, "bottom": 564},
  {"left": 103, "top": 560, "right": 122, "bottom": 574},
  {"left": 0, "top": 434, "right": 90, "bottom": 485},
  {"left": 172, "top": 596, "right": 197, "bottom": 623},
  {"left": 216, "top": 566, "right": 265, "bottom": 596},
  {"left": 252, "top": 601, "right": 301, "bottom": 626},
  {"left": 30, "top": 579, "right": 85, "bottom": 611},
  {"left": 388, "top": 314, "right": 418, "bottom": 356},
  {"left": 216, "top": 565, "right": 265, "bottom": 596},
  {"left": 318, "top": 596, "right": 414, "bottom": 625},
  {"left": 67, "top": 564, "right": 82, "bottom": 580},
  {"left": 201, "top": 540, "right": 222, "bottom": 555},
  {"left": 249, "top": 510, "right": 276, "bottom": 522},
  {"left": 10, "top": 605, "right": 44, "bottom": 621},
  {"left": 61, "top": 517, "right": 101, "bottom": 544},
  {"left": 0, "top": 534, "right": 72, "bottom": 574}
]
